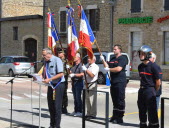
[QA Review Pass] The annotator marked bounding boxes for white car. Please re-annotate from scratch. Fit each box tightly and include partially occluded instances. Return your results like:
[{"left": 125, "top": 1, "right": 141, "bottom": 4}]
[
  {"left": 0, "top": 56, "right": 35, "bottom": 77},
  {"left": 83, "top": 52, "right": 131, "bottom": 84}
]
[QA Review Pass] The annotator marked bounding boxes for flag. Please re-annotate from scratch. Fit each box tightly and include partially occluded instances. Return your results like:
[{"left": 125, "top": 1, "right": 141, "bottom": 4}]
[
  {"left": 78, "top": 5, "right": 95, "bottom": 59},
  {"left": 67, "top": 7, "right": 79, "bottom": 65},
  {"left": 47, "top": 12, "right": 60, "bottom": 55},
  {"left": 106, "top": 72, "right": 111, "bottom": 86}
]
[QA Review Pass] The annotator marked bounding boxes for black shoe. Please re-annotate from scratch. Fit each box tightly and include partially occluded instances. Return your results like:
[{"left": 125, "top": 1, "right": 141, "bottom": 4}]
[
  {"left": 112, "top": 118, "right": 123, "bottom": 124},
  {"left": 86, "top": 116, "right": 96, "bottom": 119},
  {"left": 140, "top": 124, "right": 148, "bottom": 128},
  {"left": 85, "top": 115, "right": 89, "bottom": 118},
  {"left": 62, "top": 108, "right": 68, "bottom": 114},
  {"left": 48, "top": 126, "right": 56, "bottom": 128},
  {"left": 109, "top": 116, "right": 116, "bottom": 122}
]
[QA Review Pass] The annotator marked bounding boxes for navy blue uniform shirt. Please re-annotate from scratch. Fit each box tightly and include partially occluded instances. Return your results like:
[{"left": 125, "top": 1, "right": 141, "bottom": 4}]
[
  {"left": 154, "top": 62, "right": 162, "bottom": 96},
  {"left": 138, "top": 61, "right": 160, "bottom": 88},
  {"left": 108, "top": 55, "right": 127, "bottom": 84}
]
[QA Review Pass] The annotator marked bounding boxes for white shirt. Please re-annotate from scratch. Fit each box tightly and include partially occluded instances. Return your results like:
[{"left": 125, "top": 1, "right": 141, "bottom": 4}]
[{"left": 86, "top": 63, "right": 99, "bottom": 83}]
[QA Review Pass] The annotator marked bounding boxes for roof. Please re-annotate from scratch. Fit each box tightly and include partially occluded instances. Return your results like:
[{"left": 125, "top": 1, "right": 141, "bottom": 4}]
[
  {"left": 1, "top": 56, "right": 28, "bottom": 58},
  {"left": 0, "top": 15, "right": 43, "bottom": 22}
]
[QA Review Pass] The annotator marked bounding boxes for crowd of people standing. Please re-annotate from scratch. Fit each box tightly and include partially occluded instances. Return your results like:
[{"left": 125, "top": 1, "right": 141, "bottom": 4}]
[{"left": 36, "top": 44, "right": 162, "bottom": 128}]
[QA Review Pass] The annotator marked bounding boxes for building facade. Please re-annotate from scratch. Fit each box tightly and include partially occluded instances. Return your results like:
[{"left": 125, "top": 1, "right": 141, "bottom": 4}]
[
  {"left": 0, "top": 0, "right": 168, "bottom": 80},
  {"left": 46, "top": 0, "right": 114, "bottom": 53},
  {"left": 1, "top": 0, "right": 43, "bottom": 17},
  {"left": 0, "top": 0, "right": 43, "bottom": 71},
  {"left": 113, "top": 0, "right": 169, "bottom": 80}
]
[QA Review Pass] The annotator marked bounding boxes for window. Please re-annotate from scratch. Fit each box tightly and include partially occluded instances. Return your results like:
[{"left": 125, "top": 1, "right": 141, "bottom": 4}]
[
  {"left": 85, "top": 9, "right": 100, "bottom": 31},
  {"left": 95, "top": 55, "right": 105, "bottom": 64},
  {"left": 5, "top": 58, "right": 12, "bottom": 63},
  {"left": 13, "top": 57, "right": 30, "bottom": 62},
  {"left": 163, "top": 32, "right": 169, "bottom": 65},
  {"left": 60, "top": 11, "right": 67, "bottom": 33},
  {"left": 130, "top": 32, "right": 142, "bottom": 72},
  {"left": 0, "top": 57, "right": 6, "bottom": 63},
  {"left": 164, "top": 0, "right": 169, "bottom": 11},
  {"left": 82, "top": 54, "right": 105, "bottom": 64},
  {"left": 13, "top": 27, "right": 18, "bottom": 40},
  {"left": 131, "top": 0, "right": 141, "bottom": 13}
]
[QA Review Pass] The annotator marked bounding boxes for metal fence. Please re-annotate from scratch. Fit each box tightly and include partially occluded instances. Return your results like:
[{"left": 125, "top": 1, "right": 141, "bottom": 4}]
[
  {"left": 161, "top": 97, "right": 169, "bottom": 128},
  {"left": 82, "top": 89, "right": 109, "bottom": 128}
]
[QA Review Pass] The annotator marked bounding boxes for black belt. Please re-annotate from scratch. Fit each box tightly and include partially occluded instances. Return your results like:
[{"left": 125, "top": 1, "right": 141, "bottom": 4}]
[
  {"left": 87, "top": 80, "right": 97, "bottom": 88},
  {"left": 140, "top": 86, "right": 155, "bottom": 89}
]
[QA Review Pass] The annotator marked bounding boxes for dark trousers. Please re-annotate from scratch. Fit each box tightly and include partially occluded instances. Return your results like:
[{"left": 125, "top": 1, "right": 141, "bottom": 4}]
[
  {"left": 137, "top": 87, "right": 159, "bottom": 128},
  {"left": 110, "top": 82, "right": 126, "bottom": 119},
  {"left": 62, "top": 76, "right": 68, "bottom": 109},
  {"left": 72, "top": 80, "right": 83, "bottom": 113},
  {"left": 47, "top": 82, "right": 65, "bottom": 128}
]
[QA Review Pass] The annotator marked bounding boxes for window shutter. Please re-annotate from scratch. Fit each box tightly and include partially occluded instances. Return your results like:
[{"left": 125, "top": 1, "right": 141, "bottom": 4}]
[
  {"left": 89, "top": 9, "right": 96, "bottom": 31},
  {"left": 95, "top": 9, "right": 100, "bottom": 31},
  {"left": 164, "top": 0, "right": 169, "bottom": 11},
  {"left": 60, "top": 11, "right": 66, "bottom": 32}
]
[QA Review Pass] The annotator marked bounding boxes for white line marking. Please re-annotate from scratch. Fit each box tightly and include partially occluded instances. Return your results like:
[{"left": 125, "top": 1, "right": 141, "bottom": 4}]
[
  {"left": 24, "top": 93, "right": 39, "bottom": 98},
  {"left": 0, "top": 97, "right": 10, "bottom": 101},
  {"left": 8, "top": 95, "right": 23, "bottom": 100}
]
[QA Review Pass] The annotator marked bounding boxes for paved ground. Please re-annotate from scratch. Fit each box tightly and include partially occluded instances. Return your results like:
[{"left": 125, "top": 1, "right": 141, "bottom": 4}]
[{"left": 0, "top": 76, "right": 169, "bottom": 128}]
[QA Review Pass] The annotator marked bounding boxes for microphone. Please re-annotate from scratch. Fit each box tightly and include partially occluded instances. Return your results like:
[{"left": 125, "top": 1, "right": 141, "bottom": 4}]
[{"left": 33, "top": 60, "right": 44, "bottom": 64}]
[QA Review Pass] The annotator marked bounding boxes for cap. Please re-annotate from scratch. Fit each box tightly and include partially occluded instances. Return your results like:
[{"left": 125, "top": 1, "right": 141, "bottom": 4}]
[{"left": 57, "top": 48, "right": 64, "bottom": 54}]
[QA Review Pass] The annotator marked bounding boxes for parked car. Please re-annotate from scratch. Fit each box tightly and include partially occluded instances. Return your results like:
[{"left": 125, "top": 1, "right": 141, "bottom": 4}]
[
  {"left": 0, "top": 56, "right": 35, "bottom": 77},
  {"left": 83, "top": 52, "right": 131, "bottom": 84}
]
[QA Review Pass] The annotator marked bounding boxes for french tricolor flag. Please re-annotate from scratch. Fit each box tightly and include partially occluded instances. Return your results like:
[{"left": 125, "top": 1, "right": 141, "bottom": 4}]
[
  {"left": 67, "top": 7, "right": 79, "bottom": 66},
  {"left": 47, "top": 12, "right": 60, "bottom": 55},
  {"left": 78, "top": 5, "right": 95, "bottom": 59}
]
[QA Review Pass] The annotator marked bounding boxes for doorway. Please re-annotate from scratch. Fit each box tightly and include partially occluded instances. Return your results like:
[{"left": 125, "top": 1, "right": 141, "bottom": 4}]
[{"left": 24, "top": 38, "right": 37, "bottom": 71}]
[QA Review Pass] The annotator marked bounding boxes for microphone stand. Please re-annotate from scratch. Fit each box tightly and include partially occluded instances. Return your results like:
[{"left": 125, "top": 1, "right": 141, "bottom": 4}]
[{"left": 6, "top": 62, "right": 38, "bottom": 128}]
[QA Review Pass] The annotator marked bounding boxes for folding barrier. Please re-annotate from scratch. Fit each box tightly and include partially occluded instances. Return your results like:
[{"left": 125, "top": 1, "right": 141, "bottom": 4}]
[
  {"left": 82, "top": 89, "right": 109, "bottom": 128},
  {"left": 161, "top": 97, "right": 169, "bottom": 128}
]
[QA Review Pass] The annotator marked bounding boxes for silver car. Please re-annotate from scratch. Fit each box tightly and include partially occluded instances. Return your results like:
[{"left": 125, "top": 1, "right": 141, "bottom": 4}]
[{"left": 0, "top": 56, "right": 35, "bottom": 77}]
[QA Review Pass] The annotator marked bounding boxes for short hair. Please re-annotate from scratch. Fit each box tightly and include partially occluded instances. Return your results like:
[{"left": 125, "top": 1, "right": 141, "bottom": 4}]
[
  {"left": 114, "top": 44, "right": 122, "bottom": 52},
  {"left": 43, "top": 48, "right": 52, "bottom": 54},
  {"left": 76, "top": 53, "right": 81, "bottom": 58},
  {"left": 57, "top": 47, "right": 65, "bottom": 54},
  {"left": 88, "top": 55, "right": 96, "bottom": 61}
]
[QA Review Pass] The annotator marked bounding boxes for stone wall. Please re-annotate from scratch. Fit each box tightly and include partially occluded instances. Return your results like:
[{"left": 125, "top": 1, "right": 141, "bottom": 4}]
[
  {"left": 1, "top": 18, "right": 43, "bottom": 61},
  {"left": 47, "top": 0, "right": 113, "bottom": 52},
  {"left": 113, "top": 0, "right": 169, "bottom": 80},
  {"left": 2, "top": 0, "right": 43, "bottom": 17}
]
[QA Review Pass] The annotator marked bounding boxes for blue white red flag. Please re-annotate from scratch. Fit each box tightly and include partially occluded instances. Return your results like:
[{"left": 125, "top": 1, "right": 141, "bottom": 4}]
[
  {"left": 47, "top": 12, "right": 60, "bottom": 55},
  {"left": 67, "top": 7, "right": 79, "bottom": 65},
  {"left": 78, "top": 5, "right": 95, "bottom": 59}
]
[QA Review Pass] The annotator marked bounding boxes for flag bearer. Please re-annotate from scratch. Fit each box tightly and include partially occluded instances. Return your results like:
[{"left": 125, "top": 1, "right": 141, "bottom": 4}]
[{"left": 100, "top": 44, "right": 127, "bottom": 124}]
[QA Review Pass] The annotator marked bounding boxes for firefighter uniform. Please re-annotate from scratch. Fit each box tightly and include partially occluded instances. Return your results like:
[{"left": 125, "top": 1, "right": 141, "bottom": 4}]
[
  {"left": 138, "top": 61, "right": 160, "bottom": 128},
  {"left": 108, "top": 55, "right": 127, "bottom": 123},
  {"left": 155, "top": 63, "right": 162, "bottom": 109}
]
